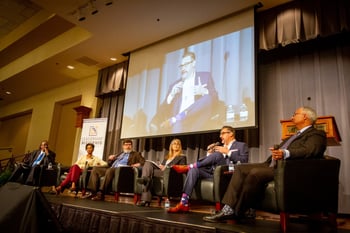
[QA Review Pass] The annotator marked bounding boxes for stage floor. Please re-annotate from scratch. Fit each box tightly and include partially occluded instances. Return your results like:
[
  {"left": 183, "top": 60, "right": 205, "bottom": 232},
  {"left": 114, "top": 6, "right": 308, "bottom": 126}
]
[{"left": 44, "top": 191, "right": 349, "bottom": 233}]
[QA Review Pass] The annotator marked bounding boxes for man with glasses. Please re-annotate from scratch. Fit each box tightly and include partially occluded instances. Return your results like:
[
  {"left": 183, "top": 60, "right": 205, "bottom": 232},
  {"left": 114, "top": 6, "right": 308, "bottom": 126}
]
[
  {"left": 149, "top": 51, "right": 218, "bottom": 134},
  {"left": 168, "top": 125, "right": 249, "bottom": 213},
  {"left": 87, "top": 139, "right": 145, "bottom": 201},
  {"left": 203, "top": 106, "right": 327, "bottom": 222}
]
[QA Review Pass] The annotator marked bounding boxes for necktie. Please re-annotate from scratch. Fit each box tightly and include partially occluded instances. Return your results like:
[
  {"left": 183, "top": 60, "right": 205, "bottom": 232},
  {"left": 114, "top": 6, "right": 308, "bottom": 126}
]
[
  {"left": 270, "top": 131, "right": 300, "bottom": 167},
  {"left": 32, "top": 152, "right": 45, "bottom": 167}
]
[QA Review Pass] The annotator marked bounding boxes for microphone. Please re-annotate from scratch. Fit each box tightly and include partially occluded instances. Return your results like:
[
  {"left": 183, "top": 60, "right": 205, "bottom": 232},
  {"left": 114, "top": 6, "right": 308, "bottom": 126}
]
[
  {"left": 273, "top": 144, "right": 280, "bottom": 150},
  {"left": 207, "top": 142, "right": 220, "bottom": 151}
]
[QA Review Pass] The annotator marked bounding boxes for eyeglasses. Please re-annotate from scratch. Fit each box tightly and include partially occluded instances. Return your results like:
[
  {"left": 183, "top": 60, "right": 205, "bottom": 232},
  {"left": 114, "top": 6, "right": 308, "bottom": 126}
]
[
  {"left": 220, "top": 131, "right": 231, "bottom": 135},
  {"left": 179, "top": 60, "right": 193, "bottom": 68},
  {"left": 292, "top": 112, "right": 304, "bottom": 117}
]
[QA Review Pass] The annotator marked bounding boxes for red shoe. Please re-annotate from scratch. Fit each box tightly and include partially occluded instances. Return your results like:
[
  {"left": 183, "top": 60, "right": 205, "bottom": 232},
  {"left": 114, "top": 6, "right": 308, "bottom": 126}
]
[
  {"left": 172, "top": 165, "right": 189, "bottom": 173},
  {"left": 167, "top": 203, "right": 190, "bottom": 213}
]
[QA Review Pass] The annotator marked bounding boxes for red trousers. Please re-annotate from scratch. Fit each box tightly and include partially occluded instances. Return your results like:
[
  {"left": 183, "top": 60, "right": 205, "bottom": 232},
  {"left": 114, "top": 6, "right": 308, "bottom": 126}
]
[{"left": 60, "top": 164, "right": 82, "bottom": 188}]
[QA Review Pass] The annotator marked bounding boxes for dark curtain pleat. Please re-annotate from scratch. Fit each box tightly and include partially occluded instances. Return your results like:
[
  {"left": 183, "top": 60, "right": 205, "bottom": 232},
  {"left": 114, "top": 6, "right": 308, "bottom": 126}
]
[
  {"left": 258, "top": 0, "right": 350, "bottom": 51},
  {"left": 96, "top": 61, "right": 128, "bottom": 96}
]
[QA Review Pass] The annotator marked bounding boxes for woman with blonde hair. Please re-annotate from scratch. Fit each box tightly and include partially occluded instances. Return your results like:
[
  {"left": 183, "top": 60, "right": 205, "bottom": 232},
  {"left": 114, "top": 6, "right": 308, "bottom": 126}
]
[{"left": 137, "top": 138, "right": 186, "bottom": 206}]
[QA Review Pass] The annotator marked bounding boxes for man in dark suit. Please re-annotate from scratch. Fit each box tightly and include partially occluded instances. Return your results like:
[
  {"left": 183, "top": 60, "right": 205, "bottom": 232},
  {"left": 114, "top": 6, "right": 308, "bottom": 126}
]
[
  {"left": 8, "top": 140, "right": 56, "bottom": 186},
  {"left": 168, "top": 126, "right": 249, "bottom": 213},
  {"left": 149, "top": 51, "right": 219, "bottom": 134},
  {"left": 88, "top": 139, "right": 145, "bottom": 201},
  {"left": 203, "top": 106, "right": 327, "bottom": 222}
]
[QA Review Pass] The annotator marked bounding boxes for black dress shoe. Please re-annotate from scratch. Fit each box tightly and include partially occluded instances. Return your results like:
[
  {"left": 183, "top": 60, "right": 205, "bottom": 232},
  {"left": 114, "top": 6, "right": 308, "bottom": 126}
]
[
  {"left": 137, "top": 201, "right": 151, "bottom": 207},
  {"left": 203, "top": 211, "right": 236, "bottom": 222}
]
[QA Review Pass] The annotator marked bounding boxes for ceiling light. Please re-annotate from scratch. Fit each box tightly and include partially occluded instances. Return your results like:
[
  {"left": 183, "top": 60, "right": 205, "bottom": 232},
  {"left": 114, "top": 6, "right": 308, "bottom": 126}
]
[
  {"left": 105, "top": 0, "right": 113, "bottom": 6},
  {"left": 89, "top": 1, "right": 98, "bottom": 15},
  {"left": 77, "top": 7, "right": 86, "bottom": 21},
  {"left": 110, "top": 57, "right": 117, "bottom": 61},
  {"left": 5, "top": 91, "right": 11, "bottom": 95},
  {"left": 67, "top": 65, "right": 75, "bottom": 69}
]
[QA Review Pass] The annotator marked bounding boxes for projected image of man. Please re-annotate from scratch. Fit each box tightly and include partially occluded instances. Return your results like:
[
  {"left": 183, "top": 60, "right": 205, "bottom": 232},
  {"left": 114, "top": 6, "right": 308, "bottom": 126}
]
[{"left": 150, "top": 51, "right": 218, "bottom": 133}]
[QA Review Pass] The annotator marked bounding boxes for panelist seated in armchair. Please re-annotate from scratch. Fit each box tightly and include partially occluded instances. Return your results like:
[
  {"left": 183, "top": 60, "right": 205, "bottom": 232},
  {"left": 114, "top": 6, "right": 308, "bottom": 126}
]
[
  {"left": 137, "top": 138, "right": 187, "bottom": 207},
  {"left": 87, "top": 139, "right": 145, "bottom": 201},
  {"left": 8, "top": 140, "right": 56, "bottom": 186},
  {"left": 168, "top": 125, "right": 249, "bottom": 213},
  {"left": 53, "top": 143, "right": 107, "bottom": 194},
  {"left": 203, "top": 106, "right": 327, "bottom": 222}
]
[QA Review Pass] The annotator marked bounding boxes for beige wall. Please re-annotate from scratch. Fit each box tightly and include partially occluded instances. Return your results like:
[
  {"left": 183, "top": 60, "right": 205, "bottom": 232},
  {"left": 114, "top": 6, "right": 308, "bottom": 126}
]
[{"left": 0, "top": 75, "right": 99, "bottom": 158}]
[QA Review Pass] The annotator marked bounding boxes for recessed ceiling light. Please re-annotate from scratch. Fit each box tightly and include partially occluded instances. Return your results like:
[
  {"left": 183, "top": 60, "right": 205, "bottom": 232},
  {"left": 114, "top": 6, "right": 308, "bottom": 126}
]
[
  {"left": 110, "top": 57, "right": 117, "bottom": 61},
  {"left": 5, "top": 91, "right": 11, "bottom": 95},
  {"left": 67, "top": 65, "right": 75, "bottom": 69}
]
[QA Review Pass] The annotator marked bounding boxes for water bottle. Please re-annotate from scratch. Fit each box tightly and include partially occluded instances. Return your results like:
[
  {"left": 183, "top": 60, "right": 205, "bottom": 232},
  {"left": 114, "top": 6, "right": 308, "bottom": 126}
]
[
  {"left": 239, "top": 103, "right": 248, "bottom": 121},
  {"left": 229, "top": 161, "right": 234, "bottom": 171},
  {"left": 164, "top": 198, "right": 170, "bottom": 209},
  {"left": 226, "top": 105, "right": 235, "bottom": 123},
  {"left": 48, "top": 162, "right": 52, "bottom": 169}
]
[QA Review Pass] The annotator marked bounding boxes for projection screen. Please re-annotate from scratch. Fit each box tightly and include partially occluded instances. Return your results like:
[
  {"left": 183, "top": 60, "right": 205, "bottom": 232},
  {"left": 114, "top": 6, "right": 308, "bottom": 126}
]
[{"left": 121, "top": 7, "right": 256, "bottom": 138}]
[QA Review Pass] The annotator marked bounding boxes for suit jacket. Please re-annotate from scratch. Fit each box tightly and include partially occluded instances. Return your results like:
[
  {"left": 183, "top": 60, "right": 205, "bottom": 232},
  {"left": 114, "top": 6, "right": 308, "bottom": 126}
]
[
  {"left": 198, "top": 140, "right": 249, "bottom": 169},
  {"left": 266, "top": 126, "right": 326, "bottom": 164},
  {"left": 24, "top": 149, "right": 56, "bottom": 167},
  {"left": 161, "top": 155, "right": 187, "bottom": 166},
  {"left": 150, "top": 71, "right": 219, "bottom": 133},
  {"left": 108, "top": 151, "right": 145, "bottom": 167}
]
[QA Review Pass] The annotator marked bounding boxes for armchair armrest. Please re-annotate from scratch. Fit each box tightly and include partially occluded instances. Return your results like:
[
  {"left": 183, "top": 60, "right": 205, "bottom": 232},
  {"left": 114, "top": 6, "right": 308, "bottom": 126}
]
[
  {"left": 163, "top": 166, "right": 185, "bottom": 198},
  {"left": 213, "top": 165, "right": 230, "bottom": 202},
  {"left": 275, "top": 156, "right": 340, "bottom": 214},
  {"left": 112, "top": 166, "right": 139, "bottom": 194}
]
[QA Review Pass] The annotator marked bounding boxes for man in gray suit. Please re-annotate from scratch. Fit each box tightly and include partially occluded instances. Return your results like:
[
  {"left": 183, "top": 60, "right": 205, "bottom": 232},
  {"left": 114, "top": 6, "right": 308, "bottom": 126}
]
[
  {"left": 203, "top": 106, "right": 326, "bottom": 222},
  {"left": 168, "top": 125, "right": 249, "bottom": 213}
]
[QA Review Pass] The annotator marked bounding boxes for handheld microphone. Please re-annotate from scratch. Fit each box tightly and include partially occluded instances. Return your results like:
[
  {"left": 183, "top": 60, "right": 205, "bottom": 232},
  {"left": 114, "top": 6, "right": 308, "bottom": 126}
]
[
  {"left": 273, "top": 144, "right": 280, "bottom": 150},
  {"left": 207, "top": 142, "right": 220, "bottom": 151}
]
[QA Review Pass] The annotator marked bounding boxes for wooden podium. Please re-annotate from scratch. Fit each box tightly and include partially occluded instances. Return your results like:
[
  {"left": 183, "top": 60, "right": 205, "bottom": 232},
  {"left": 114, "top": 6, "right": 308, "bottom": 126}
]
[{"left": 280, "top": 116, "right": 341, "bottom": 146}]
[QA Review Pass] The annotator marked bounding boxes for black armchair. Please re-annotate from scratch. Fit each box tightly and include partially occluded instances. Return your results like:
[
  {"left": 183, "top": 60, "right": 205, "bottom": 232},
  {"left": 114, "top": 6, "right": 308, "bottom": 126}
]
[
  {"left": 190, "top": 165, "right": 231, "bottom": 210},
  {"left": 258, "top": 155, "right": 340, "bottom": 232},
  {"left": 134, "top": 166, "right": 186, "bottom": 206}
]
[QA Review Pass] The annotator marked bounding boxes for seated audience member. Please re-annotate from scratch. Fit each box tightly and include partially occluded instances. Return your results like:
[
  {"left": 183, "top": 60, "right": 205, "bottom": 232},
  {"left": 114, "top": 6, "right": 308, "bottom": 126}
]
[
  {"left": 8, "top": 140, "right": 56, "bottom": 186},
  {"left": 137, "top": 138, "right": 186, "bottom": 207},
  {"left": 168, "top": 126, "right": 249, "bottom": 213},
  {"left": 53, "top": 143, "right": 107, "bottom": 194},
  {"left": 203, "top": 106, "right": 327, "bottom": 222},
  {"left": 88, "top": 139, "right": 145, "bottom": 201}
]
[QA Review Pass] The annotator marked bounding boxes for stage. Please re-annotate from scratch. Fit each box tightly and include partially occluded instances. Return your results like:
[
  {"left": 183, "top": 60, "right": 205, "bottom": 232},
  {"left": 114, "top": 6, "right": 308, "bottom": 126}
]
[
  {"left": 45, "top": 193, "right": 346, "bottom": 233},
  {"left": 0, "top": 182, "right": 348, "bottom": 233}
]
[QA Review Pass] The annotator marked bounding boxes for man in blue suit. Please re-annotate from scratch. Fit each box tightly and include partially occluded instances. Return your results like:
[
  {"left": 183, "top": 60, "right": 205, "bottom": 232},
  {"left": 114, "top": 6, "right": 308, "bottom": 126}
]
[
  {"left": 168, "top": 125, "right": 249, "bottom": 213},
  {"left": 149, "top": 51, "right": 219, "bottom": 134}
]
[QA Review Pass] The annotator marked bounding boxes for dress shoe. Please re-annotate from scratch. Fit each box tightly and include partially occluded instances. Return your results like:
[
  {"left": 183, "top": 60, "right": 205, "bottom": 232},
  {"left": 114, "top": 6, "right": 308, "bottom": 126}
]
[
  {"left": 91, "top": 192, "right": 104, "bottom": 201},
  {"left": 137, "top": 201, "right": 151, "bottom": 207},
  {"left": 167, "top": 203, "right": 190, "bottom": 213},
  {"left": 81, "top": 192, "right": 93, "bottom": 199},
  {"left": 172, "top": 165, "right": 189, "bottom": 173},
  {"left": 202, "top": 210, "right": 236, "bottom": 222}
]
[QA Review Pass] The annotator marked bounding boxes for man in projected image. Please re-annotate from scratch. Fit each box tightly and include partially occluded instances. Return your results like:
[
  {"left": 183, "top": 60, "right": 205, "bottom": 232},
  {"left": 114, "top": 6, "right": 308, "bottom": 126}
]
[{"left": 149, "top": 51, "right": 218, "bottom": 134}]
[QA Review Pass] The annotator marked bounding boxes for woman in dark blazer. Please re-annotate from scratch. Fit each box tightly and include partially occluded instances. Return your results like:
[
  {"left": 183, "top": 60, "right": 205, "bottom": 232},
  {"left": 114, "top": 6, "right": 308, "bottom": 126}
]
[{"left": 137, "top": 138, "right": 186, "bottom": 206}]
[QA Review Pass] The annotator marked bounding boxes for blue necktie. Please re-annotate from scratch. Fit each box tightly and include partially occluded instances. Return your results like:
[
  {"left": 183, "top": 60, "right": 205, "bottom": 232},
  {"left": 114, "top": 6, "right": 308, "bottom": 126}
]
[{"left": 33, "top": 152, "right": 45, "bottom": 167}]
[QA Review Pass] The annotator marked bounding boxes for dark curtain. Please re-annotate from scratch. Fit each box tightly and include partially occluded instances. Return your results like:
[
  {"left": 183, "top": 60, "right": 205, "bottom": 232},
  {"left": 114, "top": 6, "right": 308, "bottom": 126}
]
[
  {"left": 96, "top": 0, "right": 349, "bottom": 174},
  {"left": 258, "top": 0, "right": 350, "bottom": 50}
]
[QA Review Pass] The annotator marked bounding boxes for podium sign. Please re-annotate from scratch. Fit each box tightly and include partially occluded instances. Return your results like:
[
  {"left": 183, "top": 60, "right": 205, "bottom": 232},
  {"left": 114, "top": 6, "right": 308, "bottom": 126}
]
[
  {"left": 79, "top": 118, "right": 108, "bottom": 159},
  {"left": 280, "top": 116, "right": 341, "bottom": 146}
]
